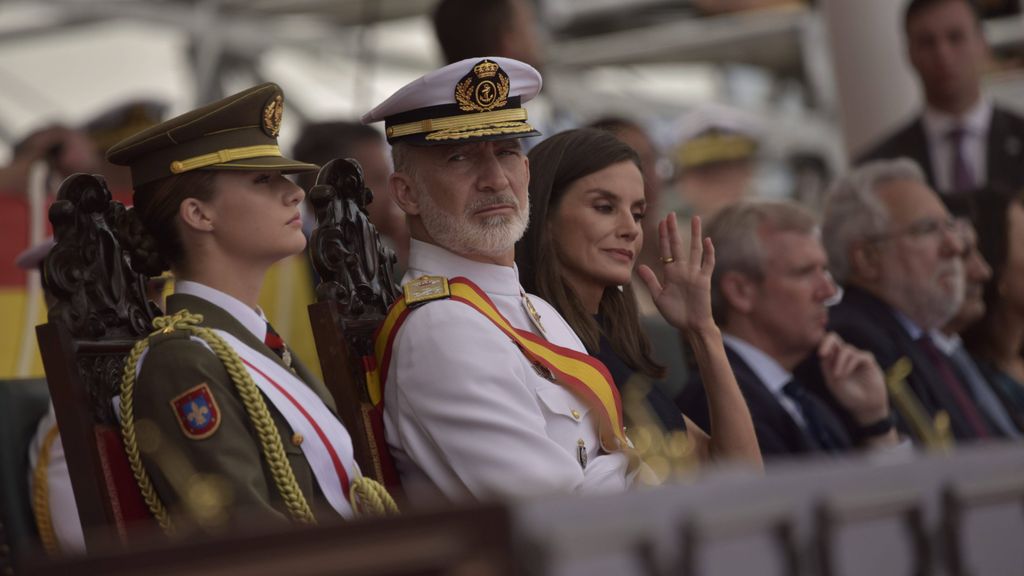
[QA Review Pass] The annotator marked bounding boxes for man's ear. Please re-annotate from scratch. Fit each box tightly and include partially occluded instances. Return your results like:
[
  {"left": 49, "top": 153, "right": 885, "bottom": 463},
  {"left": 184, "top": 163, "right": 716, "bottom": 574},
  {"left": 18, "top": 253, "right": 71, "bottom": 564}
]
[
  {"left": 390, "top": 172, "right": 420, "bottom": 216},
  {"left": 719, "top": 271, "right": 757, "bottom": 315},
  {"left": 851, "top": 242, "right": 882, "bottom": 282},
  {"left": 178, "top": 197, "right": 214, "bottom": 232}
]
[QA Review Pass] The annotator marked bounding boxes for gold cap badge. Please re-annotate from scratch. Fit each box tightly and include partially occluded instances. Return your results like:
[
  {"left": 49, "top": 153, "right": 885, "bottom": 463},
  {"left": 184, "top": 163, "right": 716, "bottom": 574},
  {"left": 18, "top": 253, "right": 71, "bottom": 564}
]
[
  {"left": 262, "top": 94, "right": 284, "bottom": 137},
  {"left": 455, "top": 59, "right": 510, "bottom": 113}
]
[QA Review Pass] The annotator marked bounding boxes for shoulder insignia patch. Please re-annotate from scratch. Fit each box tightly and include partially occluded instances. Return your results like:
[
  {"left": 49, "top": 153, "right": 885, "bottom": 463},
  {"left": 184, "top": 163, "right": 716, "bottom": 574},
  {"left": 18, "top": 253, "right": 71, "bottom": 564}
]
[
  {"left": 170, "top": 383, "right": 221, "bottom": 440},
  {"left": 403, "top": 275, "right": 451, "bottom": 306}
]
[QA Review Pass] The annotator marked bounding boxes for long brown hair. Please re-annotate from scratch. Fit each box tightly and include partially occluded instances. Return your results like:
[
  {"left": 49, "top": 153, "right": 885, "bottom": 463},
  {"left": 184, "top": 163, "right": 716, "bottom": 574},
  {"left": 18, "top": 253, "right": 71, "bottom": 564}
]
[{"left": 517, "top": 128, "right": 665, "bottom": 379}]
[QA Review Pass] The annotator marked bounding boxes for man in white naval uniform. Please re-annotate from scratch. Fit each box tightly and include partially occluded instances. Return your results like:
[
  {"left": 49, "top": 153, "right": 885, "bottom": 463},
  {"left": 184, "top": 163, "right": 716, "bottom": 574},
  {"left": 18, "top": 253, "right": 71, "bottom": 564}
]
[{"left": 362, "top": 57, "right": 633, "bottom": 504}]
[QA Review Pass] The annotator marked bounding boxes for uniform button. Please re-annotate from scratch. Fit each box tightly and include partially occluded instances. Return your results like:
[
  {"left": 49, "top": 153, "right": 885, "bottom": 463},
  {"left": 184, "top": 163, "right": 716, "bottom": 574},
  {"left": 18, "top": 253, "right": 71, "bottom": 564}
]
[
  {"left": 291, "top": 433, "right": 304, "bottom": 446},
  {"left": 570, "top": 409, "right": 581, "bottom": 421}
]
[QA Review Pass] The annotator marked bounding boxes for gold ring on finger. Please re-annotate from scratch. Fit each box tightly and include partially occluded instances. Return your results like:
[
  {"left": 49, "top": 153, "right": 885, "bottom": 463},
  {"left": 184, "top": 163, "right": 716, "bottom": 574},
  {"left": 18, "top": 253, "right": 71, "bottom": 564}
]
[{"left": 661, "top": 256, "right": 675, "bottom": 264}]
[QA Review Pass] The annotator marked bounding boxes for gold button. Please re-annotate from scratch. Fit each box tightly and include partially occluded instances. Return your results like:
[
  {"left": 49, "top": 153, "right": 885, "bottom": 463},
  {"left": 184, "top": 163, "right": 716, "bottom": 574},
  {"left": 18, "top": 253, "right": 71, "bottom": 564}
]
[
  {"left": 570, "top": 409, "right": 581, "bottom": 421},
  {"left": 291, "top": 433, "right": 304, "bottom": 446}
]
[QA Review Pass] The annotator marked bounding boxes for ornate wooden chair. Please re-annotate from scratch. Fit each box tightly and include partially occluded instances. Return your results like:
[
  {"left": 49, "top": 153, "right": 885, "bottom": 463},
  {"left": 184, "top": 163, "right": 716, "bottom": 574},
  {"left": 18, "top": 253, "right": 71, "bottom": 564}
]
[
  {"left": 35, "top": 174, "right": 161, "bottom": 550},
  {"left": 306, "top": 159, "right": 402, "bottom": 490}
]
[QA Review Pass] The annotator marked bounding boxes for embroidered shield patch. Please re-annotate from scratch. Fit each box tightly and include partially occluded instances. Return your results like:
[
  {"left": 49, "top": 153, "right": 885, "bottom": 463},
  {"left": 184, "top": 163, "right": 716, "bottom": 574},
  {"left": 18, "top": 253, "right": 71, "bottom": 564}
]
[{"left": 170, "top": 383, "right": 221, "bottom": 439}]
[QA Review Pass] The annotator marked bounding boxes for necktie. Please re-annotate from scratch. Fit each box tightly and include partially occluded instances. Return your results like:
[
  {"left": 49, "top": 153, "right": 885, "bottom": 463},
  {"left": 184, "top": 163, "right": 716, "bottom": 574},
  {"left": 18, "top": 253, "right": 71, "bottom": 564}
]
[
  {"left": 947, "top": 126, "right": 976, "bottom": 194},
  {"left": 782, "top": 380, "right": 841, "bottom": 452},
  {"left": 264, "top": 322, "right": 292, "bottom": 368},
  {"left": 916, "top": 335, "right": 989, "bottom": 438}
]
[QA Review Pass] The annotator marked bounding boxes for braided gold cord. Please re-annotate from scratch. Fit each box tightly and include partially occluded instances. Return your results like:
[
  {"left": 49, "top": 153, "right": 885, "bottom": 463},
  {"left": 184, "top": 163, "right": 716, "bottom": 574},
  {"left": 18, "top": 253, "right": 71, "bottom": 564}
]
[
  {"left": 120, "top": 310, "right": 316, "bottom": 535},
  {"left": 121, "top": 331, "right": 175, "bottom": 534},
  {"left": 348, "top": 477, "right": 399, "bottom": 517},
  {"left": 30, "top": 424, "right": 62, "bottom": 555},
  {"left": 193, "top": 320, "right": 315, "bottom": 524}
]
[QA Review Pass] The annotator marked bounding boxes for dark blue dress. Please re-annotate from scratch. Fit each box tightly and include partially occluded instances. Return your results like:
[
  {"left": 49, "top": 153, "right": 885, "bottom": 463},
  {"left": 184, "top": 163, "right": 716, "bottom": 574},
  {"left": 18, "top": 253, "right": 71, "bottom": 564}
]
[{"left": 593, "top": 322, "right": 687, "bottom": 433}]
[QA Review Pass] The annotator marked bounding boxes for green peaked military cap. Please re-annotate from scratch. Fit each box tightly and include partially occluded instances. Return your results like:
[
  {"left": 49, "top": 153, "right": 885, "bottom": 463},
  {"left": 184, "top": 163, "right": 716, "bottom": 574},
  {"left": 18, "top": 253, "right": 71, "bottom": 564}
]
[{"left": 107, "top": 82, "right": 318, "bottom": 187}]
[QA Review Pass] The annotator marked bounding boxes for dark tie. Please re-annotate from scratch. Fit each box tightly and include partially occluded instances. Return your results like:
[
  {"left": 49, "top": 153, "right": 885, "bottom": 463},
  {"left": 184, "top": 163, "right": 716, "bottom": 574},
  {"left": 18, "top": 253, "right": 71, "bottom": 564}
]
[
  {"left": 916, "top": 335, "right": 989, "bottom": 438},
  {"left": 782, "top": 380, "right": 842, "bottom": 452},
  {"left": 264, "top": 322, "right": 292, "bottom": 368},
  {"left": 947, "top": 126, "right": 976, "bottom": 194}
]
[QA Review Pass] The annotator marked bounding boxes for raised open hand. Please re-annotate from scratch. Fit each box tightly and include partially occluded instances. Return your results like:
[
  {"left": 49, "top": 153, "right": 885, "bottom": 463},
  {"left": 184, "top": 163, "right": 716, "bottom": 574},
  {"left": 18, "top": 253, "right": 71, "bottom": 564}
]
[{"left": 636, "top": 213, "right": 716, "bottom": 335}]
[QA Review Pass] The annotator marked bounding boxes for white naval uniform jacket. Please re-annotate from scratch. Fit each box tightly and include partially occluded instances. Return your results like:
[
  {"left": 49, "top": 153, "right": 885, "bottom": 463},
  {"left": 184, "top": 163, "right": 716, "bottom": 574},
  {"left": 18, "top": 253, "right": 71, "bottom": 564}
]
[{"left": 383, "top": 240, "right": 632, "bottom": 504}]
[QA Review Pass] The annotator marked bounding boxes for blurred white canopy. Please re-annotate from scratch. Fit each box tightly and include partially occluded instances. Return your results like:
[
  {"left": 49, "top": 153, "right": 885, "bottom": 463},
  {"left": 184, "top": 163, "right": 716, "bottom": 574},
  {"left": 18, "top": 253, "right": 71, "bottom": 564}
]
[{"left": 0, "top": 0, "right": 842, "bottom": 177}]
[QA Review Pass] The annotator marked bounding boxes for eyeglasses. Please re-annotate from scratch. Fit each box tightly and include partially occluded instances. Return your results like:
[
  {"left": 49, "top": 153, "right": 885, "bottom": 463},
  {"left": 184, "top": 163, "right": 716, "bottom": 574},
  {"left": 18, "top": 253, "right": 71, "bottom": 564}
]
[{"left": 866, "top": 217, "right": 958, "bottom": 243}]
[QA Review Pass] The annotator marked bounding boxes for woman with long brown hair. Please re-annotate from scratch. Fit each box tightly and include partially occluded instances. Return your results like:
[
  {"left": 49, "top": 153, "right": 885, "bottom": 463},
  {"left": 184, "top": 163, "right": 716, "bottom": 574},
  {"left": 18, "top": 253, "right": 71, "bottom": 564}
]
[{"left": 517, "top": 128, "right": 760, "bottom": 465}]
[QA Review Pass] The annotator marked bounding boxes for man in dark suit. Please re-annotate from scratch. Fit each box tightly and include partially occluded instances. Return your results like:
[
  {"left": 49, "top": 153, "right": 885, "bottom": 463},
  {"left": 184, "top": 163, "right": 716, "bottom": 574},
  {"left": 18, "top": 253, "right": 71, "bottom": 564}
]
[
  {"left": 932, "top": 215, "right": 1021, "bottom": 437},
  {"left": 677, "top": 201, "right": 902, "bottom": 458},
  {"left": 822, "top": 158, "right": 996, "bottom": 443},
  {"left": 857, "top": 0, "right": 1024, "bottom": 196}
]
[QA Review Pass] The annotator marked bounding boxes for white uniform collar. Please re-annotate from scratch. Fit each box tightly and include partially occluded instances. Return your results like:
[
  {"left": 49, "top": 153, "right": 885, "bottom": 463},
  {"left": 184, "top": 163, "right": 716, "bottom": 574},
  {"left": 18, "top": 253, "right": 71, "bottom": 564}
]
[
  {"left": 722, "top": 333, "right": 792, "bottom": 395},
  {"left": 923, "top": 96, "right": 992, "bottom": 139},
  {"left": 174, "top": 280, "right": 268, "bottom": 342},
  {"left": 406, "top": 238, "right": 521, "bottom": 296}
]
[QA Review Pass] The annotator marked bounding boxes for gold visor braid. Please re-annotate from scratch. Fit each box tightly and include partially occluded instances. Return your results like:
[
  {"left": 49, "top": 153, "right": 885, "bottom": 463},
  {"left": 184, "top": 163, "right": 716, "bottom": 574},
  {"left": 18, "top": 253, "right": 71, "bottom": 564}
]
[
  {"left": 387, "top": 108, "right": 528, "bottom": 139},
  {"left": 169, "top": 144, "right": 283, "bottom": 174}
]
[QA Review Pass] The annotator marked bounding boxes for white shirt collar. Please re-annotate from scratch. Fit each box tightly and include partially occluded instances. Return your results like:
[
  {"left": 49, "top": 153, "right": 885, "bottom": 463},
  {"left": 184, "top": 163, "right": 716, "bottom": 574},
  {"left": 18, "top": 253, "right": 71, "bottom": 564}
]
[
  {"left": 923, "top": 96, "right": 992, "bottom": 139},
  {"left": 929, "top": 329, "right": 962, "bottom": 356},
  {"left": 174, "top": 280, "right": 268, "bottom": 342},
  {"left": 722, "top": 333, "right": 792, "bottom": 395},
  {"left": 892, "top": 309, "right": 925, "bottom": 341},
  {"left": 405, "top": 239, "right": 521, "bottom": 296}
]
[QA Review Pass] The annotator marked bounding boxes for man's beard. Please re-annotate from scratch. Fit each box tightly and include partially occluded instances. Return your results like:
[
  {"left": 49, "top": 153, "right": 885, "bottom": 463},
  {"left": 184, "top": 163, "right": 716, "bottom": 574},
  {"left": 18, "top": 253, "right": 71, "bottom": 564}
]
[
  {"left": 418, "top": 189, "right": 530, "bottom": 258},
  {"left": 882, "top": 258, "right": 966, "bottom": 330}
]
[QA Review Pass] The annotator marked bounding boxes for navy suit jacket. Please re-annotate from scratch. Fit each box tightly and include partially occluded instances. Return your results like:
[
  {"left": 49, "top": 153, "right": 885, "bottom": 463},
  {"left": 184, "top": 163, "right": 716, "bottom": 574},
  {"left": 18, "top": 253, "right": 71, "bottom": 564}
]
[
  {"left": 857, "top": 106, "right": 1024, "bottom": 196},
  {"left": 822, "top": 285, "right": 981, "bottom": 441},
  {"left": 676, "top": 345, "right": 852, "bottom": 458}
]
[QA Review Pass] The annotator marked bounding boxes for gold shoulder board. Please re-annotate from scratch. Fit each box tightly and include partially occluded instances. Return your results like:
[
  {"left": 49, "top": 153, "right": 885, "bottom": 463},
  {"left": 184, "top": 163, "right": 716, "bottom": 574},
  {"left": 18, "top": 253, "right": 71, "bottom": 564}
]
[{"left": 403, "top": 275, "right": 451, "bottom": 306}]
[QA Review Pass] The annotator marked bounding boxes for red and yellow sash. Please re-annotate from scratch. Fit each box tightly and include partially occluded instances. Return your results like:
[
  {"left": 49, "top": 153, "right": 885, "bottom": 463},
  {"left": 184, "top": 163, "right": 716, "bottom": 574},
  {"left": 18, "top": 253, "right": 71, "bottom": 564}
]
[{"left": 367, "top": 276, "right": 627, "bottom": 451}]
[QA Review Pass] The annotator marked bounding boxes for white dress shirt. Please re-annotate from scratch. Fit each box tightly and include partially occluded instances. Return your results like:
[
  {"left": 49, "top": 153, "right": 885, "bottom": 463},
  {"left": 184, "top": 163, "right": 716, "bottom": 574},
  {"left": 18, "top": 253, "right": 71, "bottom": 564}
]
[
  {"left": 722, "top": 334, "right": 807, "bottom": 430},
  {"left": 922, "top": 97, "right": 992, "bottom": 193},
  {"left": 174, "top": 280, "right": 269, "bottom": 341},
  {"left": 383, "top": 240, "right": 631, "bottom": 504}
]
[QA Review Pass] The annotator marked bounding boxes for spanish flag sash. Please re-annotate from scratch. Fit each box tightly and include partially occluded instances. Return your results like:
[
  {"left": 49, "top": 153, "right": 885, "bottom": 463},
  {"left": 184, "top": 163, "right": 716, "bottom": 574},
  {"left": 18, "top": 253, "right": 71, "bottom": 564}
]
[{"left": 367, "top": 276, "right": 628, "bottom": 451}]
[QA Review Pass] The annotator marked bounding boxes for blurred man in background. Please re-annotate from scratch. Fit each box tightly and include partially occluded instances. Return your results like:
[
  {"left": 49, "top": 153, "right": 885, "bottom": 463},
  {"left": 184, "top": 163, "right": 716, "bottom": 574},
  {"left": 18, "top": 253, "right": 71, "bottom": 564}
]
[
  {"left": 858, "top": 0, "right": 1024, "bottom": 195},
  {"left": 292, "top": 121, "right": 409, "bottom": 267},
  {"left": 670, "top": 105, "right": 760, "bottom": 219}
]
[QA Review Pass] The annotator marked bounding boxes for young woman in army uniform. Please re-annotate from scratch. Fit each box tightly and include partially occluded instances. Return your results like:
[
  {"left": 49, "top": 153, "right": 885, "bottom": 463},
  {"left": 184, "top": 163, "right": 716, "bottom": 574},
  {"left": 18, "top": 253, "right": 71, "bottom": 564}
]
[{"left": 108, "top": 83, "right": 390, "bottom": 532}]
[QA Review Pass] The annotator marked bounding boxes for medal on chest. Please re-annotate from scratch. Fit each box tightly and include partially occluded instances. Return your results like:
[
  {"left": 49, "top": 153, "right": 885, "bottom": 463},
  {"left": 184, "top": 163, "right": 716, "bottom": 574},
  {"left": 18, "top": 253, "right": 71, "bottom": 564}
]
[{"left": 520, "top": 290, "right": 549, "bottom": 340}]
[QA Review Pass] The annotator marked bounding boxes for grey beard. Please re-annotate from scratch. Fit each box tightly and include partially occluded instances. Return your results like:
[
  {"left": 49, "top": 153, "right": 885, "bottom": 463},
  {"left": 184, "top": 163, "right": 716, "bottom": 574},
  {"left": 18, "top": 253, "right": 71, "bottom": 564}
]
[{"left": 419, "top": 191, "right": 530, "bottom": 257}]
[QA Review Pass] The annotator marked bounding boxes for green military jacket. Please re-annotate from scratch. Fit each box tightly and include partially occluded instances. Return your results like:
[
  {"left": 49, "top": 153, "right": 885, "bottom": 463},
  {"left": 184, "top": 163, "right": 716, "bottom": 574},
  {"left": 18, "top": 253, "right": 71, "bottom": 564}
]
[{"left": 135, "top": 292, "right": 338, "bottom": 529}]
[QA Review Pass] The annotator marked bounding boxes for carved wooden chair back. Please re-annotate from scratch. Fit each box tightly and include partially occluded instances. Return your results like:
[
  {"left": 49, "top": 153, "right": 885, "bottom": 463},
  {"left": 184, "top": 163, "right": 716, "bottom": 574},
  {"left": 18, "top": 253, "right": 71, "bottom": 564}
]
[
  {"left": 35, "top": 174, "right": 161, "bottom": 549},
  {"left": 307, "top": 159, "right": 402, "bottom": 489}
]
